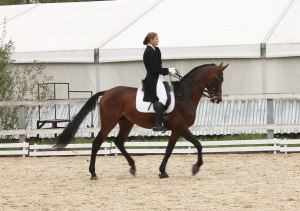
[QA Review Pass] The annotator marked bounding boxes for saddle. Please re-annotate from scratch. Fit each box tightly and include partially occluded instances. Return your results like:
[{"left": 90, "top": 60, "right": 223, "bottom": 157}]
[{"left": 136, "top": 82, "right": 175, "bottom": 113}]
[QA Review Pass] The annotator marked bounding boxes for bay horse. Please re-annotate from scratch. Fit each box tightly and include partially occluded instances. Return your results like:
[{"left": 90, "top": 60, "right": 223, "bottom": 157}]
[{"left": 55, "top": 63, "right": 228, "bottom": 179}]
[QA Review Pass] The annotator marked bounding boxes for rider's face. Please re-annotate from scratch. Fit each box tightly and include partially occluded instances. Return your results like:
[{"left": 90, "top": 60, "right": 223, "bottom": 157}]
[{"left": 150, "top": 36, "right": 159, "bottom": 47}]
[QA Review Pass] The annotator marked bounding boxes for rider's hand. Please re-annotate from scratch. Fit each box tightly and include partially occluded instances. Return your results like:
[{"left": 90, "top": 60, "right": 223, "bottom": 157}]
[{"left": 169, "top": 67, "right": 179, "bottom": 76}]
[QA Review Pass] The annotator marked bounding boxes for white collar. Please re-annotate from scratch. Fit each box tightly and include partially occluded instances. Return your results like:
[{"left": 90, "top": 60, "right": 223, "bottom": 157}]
[{"left": 147, "top": 44, "right": 155, "bottom": 50}]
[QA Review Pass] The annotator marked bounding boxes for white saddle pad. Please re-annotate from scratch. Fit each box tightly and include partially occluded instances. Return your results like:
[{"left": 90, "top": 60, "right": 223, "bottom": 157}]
[{"left": 136, "top": 88, "right": 175, "bottom": 113}]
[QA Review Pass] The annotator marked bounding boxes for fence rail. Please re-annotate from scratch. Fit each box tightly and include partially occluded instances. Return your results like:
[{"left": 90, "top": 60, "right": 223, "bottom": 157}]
[
  {"left": 29, "top": 143, "right": 111, "bottom": 156},
  {"left": 0, "top": 98, "right": 87, "bottom": 107},
  {"left": 1, "top": 139, "right": 299, "bottom": 157},
  {"left": 2, "top": 93, "right": 300, "bottom": 139},
  {"left": 0, "top": 142, "right": 29, "bottom": 156},
  {"left": 280, "top": 139, "right": 300, "bottom": 153},
  {"left": 1, "top": 124, "right": 300, "bottom": 137},
  {"left": 2, "top": 93, "right": 300, "bottom": 107}
]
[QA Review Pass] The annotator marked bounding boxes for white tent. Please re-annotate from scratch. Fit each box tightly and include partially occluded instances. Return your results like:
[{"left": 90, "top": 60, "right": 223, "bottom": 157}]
[
  {"left": 101, "top": 0, "right": 290, "bottom": 60},
  {"left": 1, "top": 0, "right": 162, "bottom": 96},
  {"left": 4, "top": 0, "right": 162, "bottom": 62},
  {"left": 100, "top": 0, "right": 294, "bottom": 94},
  {"left": 1, "top": 0, "right": 300, "bottom": 96},
  {"left": 0, "top": 3, "right": 37, "bottom": 25},
  {"left": 267, "top": 0, "right": 300, "bottom": 57},
  {"left": 265, "top": 0, "right": 300, "bottom": 94}
]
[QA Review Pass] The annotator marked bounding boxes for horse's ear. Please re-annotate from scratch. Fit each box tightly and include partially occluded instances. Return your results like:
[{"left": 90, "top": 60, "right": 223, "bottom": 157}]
[
  {"left": 221, "top": 63, "right": 229, "bottom": 71},
  {"left": 218, "top": 62, "right": 223, "bottom": 68}
]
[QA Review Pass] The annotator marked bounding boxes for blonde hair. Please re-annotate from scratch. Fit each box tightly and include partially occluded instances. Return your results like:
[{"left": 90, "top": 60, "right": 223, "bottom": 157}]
[{"left": 143, "top": 32, "right": 158, "bottom": 45}]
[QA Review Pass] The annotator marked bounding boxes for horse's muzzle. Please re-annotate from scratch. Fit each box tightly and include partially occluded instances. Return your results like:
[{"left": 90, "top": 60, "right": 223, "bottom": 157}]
[{"left": 210, "top": 96, "right": 222, "bottom": 104}]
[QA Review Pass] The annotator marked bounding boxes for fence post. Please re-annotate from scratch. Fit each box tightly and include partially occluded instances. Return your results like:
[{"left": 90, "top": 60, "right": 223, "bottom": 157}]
[
  {"left": 18, "top": 105, "right": 26, "bottom": 142},
  {"left": 267, "top": 99, "right": 274, "bottom": 139},
  {"left": 273, "top": 138, "right": 277, "bottom": 154},
  {"left": 284, "top": 138, "right": 287, "bottom": 154},
  {"left": 34, "top": 143, "right": 37, "bottom": 157},
  {"left": 18, "top": 105, "right": 26, "bottom": 157}
]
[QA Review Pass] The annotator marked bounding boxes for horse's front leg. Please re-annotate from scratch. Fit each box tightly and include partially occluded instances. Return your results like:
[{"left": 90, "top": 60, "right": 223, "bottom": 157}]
[
  {"left": 159, "top": 131, "right": 180, "bottom": 179},
  {"left": 180, "top": 129, "right": 203, "bottom": 175}
]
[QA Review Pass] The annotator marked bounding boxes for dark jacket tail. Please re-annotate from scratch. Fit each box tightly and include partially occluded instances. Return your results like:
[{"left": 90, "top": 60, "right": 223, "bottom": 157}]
[{"left": 54, "top": 91, "right": 105, "bottom": 148}]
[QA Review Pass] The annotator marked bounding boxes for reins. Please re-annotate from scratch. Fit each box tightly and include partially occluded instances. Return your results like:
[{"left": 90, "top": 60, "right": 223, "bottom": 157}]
[{"left": 169, "top": 71, "right": 216, "bottom": 100}]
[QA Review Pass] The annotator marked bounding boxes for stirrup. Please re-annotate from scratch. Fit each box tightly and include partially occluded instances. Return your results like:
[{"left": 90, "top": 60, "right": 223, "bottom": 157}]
[{"left": 153, "top": 125, "right": 167, "bottom": 133}]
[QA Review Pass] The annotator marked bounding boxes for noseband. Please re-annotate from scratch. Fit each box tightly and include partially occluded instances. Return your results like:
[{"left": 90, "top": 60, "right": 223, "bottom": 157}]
[{"left": 203, "top": 70, "right": 223, "bottom": 99}]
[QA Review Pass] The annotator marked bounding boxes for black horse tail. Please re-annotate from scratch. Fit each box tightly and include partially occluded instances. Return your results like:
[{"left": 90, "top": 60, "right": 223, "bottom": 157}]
[{"left": 54, "top": 91, "right": 105, "bottom": 148}]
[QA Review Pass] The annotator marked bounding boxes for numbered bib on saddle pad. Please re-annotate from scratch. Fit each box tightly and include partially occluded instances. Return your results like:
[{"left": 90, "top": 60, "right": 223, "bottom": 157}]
[{"left": 136, "top": 88, "right": 175, "bottom": 113}]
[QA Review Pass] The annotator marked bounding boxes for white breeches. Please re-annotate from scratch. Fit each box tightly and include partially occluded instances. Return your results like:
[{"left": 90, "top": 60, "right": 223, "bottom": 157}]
[{"left": 156, "top": 75, "right": 168, "bottom": 105}]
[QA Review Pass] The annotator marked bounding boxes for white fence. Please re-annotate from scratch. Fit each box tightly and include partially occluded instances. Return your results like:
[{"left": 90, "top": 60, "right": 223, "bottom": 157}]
[
  {"left": 280, "top": 139, "right": 300, "bottom": 153},
  {"left": 2, "top": 94, "right": 300, "bottom": 140},
  {"left": 1, "top": 94, "right": 300, "bottom": 157},
  {"left": 1, "top": 139, "right": 299, "bottom": 157},
  {"left": 0, "top": 142, "right": 29, "bottom": 157},
  {"left": 29, "top": 142, "right": 111, "bottom": 157}
]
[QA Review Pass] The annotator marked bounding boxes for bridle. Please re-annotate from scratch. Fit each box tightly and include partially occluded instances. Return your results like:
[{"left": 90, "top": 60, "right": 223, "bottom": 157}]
[
  {"left": 202, "top": 70, "right": 223, "bottom": 100},
  {"left": 169, "top": 69, "right": 223, "bottom": 101}
]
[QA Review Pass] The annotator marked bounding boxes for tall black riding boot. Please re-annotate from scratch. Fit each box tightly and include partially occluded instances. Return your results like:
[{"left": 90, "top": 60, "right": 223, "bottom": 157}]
[{"left": 153, "top": 102, "right": 168, "bottom": 132}]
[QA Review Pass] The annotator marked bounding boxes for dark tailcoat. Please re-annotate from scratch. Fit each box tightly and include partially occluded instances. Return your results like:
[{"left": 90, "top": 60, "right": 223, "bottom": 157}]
[{"left": 143, "top": 46, "right": 169, "bottom": 102}]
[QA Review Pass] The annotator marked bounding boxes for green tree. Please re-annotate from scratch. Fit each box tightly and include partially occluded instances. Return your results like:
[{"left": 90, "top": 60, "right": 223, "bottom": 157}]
[{"left": 0, "top": 21, "right": 53, "bottom": 131}]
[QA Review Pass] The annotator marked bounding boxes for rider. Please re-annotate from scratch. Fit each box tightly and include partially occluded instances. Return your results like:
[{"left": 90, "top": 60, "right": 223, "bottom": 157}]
[{"left": 142, "top": 32, "right": 178, "bottom": 132}]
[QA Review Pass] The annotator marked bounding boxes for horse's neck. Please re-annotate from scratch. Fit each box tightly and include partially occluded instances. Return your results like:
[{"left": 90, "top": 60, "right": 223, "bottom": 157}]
[
  {"left": 184, "top": 74, "right": 206, "bottom": 106},
  {"left": 173, "top": 79, "right": 204, "bottom": 125}
]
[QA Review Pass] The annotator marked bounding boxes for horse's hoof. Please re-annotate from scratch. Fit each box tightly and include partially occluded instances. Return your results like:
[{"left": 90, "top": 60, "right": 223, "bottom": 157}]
[
  {"left": 130, "top": 167, "right": 136, "bottom": 176},
  {"left": 159, "top": 173, "right": 169, "bottom": 179},
  {"left": 192, "top": 164, "right": 200, "bottom": 175},
  {"left": 90, "top": 176, "right": 98, "bottom": 180}
]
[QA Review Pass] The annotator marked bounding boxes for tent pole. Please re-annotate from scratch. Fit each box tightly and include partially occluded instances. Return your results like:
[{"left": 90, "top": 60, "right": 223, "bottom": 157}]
[{"left": 94, "top": 48, "right": 100, "bottom": 92}]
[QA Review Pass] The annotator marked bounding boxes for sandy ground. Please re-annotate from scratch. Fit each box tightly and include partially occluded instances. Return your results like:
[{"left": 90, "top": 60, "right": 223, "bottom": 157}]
[{"left": 0, "top": 153, "right": 299, "bottom": 211}]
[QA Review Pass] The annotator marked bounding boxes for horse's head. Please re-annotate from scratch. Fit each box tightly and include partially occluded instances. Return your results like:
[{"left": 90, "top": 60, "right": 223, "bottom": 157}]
[{"left": 204, "top": 62, "right": 228, "bottom": 104}]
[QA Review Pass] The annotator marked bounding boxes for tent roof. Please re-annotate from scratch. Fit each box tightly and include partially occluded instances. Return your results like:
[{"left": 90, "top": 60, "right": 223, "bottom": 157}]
[
  {"left": 0, "top": 4, "right": 37, "bottom": 25},
  {"left": 267, "top": 0, "right": 300, "bottom": 57},
  {"left": 1, "top": 0, "right": 161, "bottom": 63},
  {"left": 101, "top": 0, "right": 291, "bottom": 62},
  {"left": 0, "top": 0, "right": 298, "bottom": 63}
]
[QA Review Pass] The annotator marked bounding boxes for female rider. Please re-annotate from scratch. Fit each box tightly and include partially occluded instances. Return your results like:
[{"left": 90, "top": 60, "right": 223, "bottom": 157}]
[{"left": 142, "top": 32, "right": 178, "bottom": 132}]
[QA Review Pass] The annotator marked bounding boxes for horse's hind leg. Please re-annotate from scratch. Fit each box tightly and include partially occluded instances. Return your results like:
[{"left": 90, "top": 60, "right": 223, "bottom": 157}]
[
  {"left": 89, "top": 119, "right": 118, "bottom": 180},
  {"left": 114, "top": 118, "right": 135, "bottom": 175},
  {"left": 89, "top": 129, "right": 110, "bottom": 180},
  {"left": 89, "top": 131, "right": 103, "bottom": 179}
]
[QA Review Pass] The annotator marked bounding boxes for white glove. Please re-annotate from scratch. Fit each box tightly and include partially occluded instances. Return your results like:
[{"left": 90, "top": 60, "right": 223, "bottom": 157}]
[{"left": 169, "top": 67, "right": 178, "bottom": 76}]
